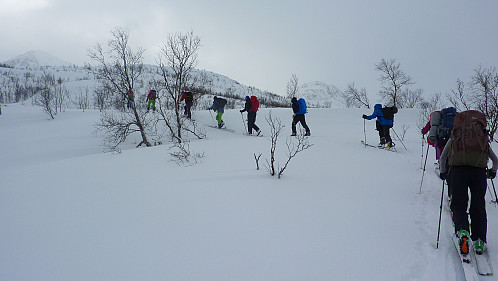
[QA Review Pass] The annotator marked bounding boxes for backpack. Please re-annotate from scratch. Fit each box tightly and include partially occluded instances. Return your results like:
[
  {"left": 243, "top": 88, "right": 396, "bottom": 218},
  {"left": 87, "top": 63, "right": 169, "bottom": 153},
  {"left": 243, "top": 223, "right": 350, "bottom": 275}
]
[
  {"left": 296, "top": 98, "right": 307, "bottom": 114},
  {"left": 381, "top": 106, "right": 398, "bottom": 120},
  {"left": 449, "top": 110, "right": 489, "bottom": 168},
  {"left": 250, "top": 96, "right": 259, "bottom": 112},
  {"left": 149, "top": 90, "right": 157, "bottom": 100},
  {"left": 218, "top": 98, "right": 227, "bottom": 108},
  {"left": 186, "top": 92, "right": 193, "bottom": 103},
  {"left": 427, "top": 111, "right": 441, "bottom": 144},
  {"left": 438, "top": 107, "right": 457, "bottom": 140}
]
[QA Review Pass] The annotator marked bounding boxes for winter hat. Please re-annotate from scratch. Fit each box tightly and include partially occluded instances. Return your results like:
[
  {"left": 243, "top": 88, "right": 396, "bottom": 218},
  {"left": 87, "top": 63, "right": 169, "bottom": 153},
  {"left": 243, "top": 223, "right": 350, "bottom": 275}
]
[
  {"left": 245, "top": 96, "right": 250, "bottom": 100},
  {"left": 291, "top": 97, "right": 297, "bottom": 103}
]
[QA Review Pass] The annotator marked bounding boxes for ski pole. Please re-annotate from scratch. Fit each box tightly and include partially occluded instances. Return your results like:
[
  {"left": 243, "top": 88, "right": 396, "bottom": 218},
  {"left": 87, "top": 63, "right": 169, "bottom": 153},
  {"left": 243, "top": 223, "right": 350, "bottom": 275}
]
[
  {"left": 491, "top": 178, "right": 498, "bottom": 205},
  {"left": 436, "top": 180, "right": 445, "bottom": 249},
  {"left": 240, "top": 112, "right": 247, "bottom": 132},
  {"left": 391, "top": 128, "right": 407, "bottom": 150},
  {"left": 418, "top": 144, "right": 430, "bottom": 194},
  {"left": 363, "top": 118, "right": 367, "bottom": 147},
  {"left": 421, "top": 135, "right": 424, "bottom": 169}
]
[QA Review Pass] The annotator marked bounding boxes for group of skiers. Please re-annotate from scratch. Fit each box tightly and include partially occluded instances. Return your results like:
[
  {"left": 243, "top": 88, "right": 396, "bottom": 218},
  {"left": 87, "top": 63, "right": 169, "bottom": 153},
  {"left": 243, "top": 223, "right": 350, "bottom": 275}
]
[
  {"left": 207, "top": 95, "right": 311, "bottom": 136},
  {"left": 362, "top": 103, "right": 498, "bottom": 257},
  {"left": 134, "top": 89, "right": 312, "bottom": 136},
  {"left": 420, "top": 107, "right": 498, "bottom": 257}
]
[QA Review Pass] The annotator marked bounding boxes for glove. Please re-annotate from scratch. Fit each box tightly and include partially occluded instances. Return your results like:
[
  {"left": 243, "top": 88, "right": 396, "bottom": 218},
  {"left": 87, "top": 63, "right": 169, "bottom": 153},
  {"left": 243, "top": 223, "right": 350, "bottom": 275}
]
[
  {"left": 362, "top": 114, "right": 367, "bottom": 119},
  {"left": 439, "top": 172, "right": 447, "bottom": 181},
  {"left": 487, "top": 169, "right": 496, "bottom": 179}
]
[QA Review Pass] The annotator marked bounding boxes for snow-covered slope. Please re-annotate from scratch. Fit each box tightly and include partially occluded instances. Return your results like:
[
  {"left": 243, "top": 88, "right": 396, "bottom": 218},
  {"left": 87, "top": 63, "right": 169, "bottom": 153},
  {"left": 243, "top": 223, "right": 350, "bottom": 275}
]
[
  {"left": 2, "top": 50, "right": 71, "bottom": 68},
  {"left": 1, "top": 104, "right": 497, "bottom": 281}
]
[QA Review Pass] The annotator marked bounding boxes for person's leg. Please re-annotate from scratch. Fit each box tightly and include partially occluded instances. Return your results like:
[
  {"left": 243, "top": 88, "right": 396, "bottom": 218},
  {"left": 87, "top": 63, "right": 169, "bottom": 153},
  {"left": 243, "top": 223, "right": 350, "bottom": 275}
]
[
  {"left": 291, "top": 115, "right": 298, "bottom": 135},
  {"left": 450, "top": 166, "right": 471, "bottom": 235},
  {"left": 248, "top": 112, "right": 256, "bottom": 134},
  {"left": 299, "top": 115, "right": 310, "bottom": 134},
  {"left": 376, "top": 121, "right": 385, "bottom": 144},
  {"left": 468, "top": 167, "right": 487, "bottom": 243}
]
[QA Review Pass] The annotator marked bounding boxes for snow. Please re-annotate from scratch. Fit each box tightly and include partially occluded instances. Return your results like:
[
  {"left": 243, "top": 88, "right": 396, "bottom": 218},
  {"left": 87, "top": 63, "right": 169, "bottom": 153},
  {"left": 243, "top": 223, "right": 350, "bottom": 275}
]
[{"left": 1, "top": 104, "right": 498, "bottom": 281}]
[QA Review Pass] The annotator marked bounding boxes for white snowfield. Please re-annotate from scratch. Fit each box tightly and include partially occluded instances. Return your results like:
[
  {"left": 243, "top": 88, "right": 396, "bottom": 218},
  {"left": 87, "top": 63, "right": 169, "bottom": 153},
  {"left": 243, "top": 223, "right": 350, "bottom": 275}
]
[{"left": 1, "top": 104, "right": 497, "bottom": 281}]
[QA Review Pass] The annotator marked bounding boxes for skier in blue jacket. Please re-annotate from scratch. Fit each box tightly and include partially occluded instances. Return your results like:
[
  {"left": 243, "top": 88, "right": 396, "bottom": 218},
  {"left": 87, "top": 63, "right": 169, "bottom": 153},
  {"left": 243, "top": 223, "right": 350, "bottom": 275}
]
[
  {"left": 362, "top": 104, "right": 394, "bottom": 148},
  {"left": 207, "top": 96, "right": 226, "bottom": 128}
]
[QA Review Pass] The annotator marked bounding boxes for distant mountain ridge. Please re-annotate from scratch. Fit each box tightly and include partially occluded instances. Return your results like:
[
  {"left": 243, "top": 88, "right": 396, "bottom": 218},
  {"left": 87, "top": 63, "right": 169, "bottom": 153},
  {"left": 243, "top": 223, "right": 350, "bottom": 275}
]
[
  {"left": 2, "top": 50, "right": 71, "bottom": 68},
  {"left": 1, "top": 51, "right": 344, "bottom": 108}
]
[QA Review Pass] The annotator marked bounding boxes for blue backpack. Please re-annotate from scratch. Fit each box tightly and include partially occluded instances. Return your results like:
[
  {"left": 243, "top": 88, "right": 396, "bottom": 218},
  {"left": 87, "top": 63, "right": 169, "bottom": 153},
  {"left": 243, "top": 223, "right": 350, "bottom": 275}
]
[
  {"left": 438, "top": 107, "right": 457, "bottom": 141},
  {"left": 296, "top": 98, "right": 307, "bottom": 114}
]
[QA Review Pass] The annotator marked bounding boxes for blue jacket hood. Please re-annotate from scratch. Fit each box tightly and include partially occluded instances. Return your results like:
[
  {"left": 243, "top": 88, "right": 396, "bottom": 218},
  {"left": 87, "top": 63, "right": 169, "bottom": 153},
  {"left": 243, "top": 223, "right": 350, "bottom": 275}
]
[{"left": 374, "top": 104, "right": 382, "bottom": 110}]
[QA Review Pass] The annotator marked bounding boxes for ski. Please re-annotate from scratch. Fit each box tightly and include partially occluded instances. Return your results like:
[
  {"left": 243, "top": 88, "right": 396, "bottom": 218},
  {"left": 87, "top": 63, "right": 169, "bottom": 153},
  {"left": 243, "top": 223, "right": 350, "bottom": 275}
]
[
  {"left": 244, "top": 132, "right": 264, "bottom": 137},
  {"left": 361, "top": 140, "right": 396, "bottom": 152},
  {"left": 473, "top": 246, "right": 493, "bottom": 276},
  {"left": 451, "top": 235, "right": 480, "bottom": 281},
  {"left": 207, "top": 125, "right": 235, "bottom": 133}
]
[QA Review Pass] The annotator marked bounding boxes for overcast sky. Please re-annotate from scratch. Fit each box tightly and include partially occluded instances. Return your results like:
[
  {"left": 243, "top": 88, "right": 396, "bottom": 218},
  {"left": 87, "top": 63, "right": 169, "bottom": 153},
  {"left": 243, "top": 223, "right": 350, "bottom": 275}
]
[{"left": 1, "top": 0, "right": 497, "bottom": 98}]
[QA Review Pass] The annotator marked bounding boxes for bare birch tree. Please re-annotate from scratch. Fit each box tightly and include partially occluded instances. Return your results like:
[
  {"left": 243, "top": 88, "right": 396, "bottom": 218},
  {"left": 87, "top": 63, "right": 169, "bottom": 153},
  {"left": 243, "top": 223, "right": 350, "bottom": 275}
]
[
  {"left": 375, "top": 58, "right": 413, "bottom": 107},
  {"left": 471, "top": 66, "right": 498, "bottom": 141},
  {"left": 88, "top": 27, "right": 151, "bottom": 150},
  {"left": 286, "top": 74, "right": 299, "bottom": 99},
  {"left": 343, "top": 82, "right": 370, "bottom": 108},
  {"left": 156, "top": 31, "right": 205, "bottom": 143}
]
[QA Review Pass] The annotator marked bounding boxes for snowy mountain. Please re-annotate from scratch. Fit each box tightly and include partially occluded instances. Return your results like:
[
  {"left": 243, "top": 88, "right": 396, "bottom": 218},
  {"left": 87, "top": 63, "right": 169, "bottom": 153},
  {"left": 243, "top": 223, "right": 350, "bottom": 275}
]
[
  {"left": 299, "top": 81, "right": 344, "bottom": 108},
  {"left": 2, "top": 50, "right": 71, "bottom": 68}
]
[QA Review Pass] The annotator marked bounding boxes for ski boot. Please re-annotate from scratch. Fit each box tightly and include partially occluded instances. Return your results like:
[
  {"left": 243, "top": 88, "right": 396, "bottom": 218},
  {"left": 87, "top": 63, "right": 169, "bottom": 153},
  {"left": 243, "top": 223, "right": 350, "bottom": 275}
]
[
  {"left": 474, "top": 239, "right": 485, "bottom": 255},
  {"left": 378, "top": 138, "right": 386, "bottom": 148},
  {"left": 304, "top": 132, "right": 311, "bottom": 136},
  {"left": 386, "top": 142, "right": 395, "bottom": 148},
  {"left": 458, "top": 230, "right": 470, "bottom": 255}
]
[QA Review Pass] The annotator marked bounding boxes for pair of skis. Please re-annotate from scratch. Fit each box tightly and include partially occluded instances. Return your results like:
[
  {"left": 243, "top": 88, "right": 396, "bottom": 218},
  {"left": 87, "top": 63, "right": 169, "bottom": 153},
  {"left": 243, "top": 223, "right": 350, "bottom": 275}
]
[
  {"left": 361, "top": 140, "right": 397, "bottom": 152},
  {"left": 208, "top": 125, "right": 263, "bottom": 137},
  {"left": 451, "top": 234, "right": 493, "bottom": 280}
]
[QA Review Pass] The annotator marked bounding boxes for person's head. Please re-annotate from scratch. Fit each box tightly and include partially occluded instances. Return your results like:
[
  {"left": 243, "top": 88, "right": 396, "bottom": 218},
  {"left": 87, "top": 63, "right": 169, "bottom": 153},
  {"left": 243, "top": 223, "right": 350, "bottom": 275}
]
[
  {"left": 291, "top": 97, "right": 297, "bottom": 103},
  {"left": 245, "top": 96, "right": 250, "bottom": 100},
  {"left": 374, "top": 104, "right": 382, "bottom": 110},
  {"left": 213, "top": 96, "right": 217, "bottom": 100}
]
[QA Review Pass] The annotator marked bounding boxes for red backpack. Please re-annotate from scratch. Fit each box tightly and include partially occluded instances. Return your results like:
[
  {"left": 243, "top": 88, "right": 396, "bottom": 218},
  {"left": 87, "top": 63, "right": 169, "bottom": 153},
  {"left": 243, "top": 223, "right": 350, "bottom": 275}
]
[
  {"left": 250, "top": 96, "right": 259, "bottom": 112},
  {"left": 449, "top": 110, "right": 489, "bottom": 168}
]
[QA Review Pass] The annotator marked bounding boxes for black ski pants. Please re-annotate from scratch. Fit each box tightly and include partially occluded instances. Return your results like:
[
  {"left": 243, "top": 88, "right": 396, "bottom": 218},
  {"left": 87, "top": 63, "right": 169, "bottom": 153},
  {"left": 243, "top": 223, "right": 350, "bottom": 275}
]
[
  {"left": 449, "top": 165, "right": 487, "bottom": 242},
  {"left": 376, "top": 121, "right": 392, "bottom": 144},
  {"left": 247, "top": 111, "right": 259, "bottom": 134},
  {"left": 292, "top": 114, "right": 310, "bottom": 134},
  {"left": 184, "top": 102, "right": 193, "bottom": 119}
]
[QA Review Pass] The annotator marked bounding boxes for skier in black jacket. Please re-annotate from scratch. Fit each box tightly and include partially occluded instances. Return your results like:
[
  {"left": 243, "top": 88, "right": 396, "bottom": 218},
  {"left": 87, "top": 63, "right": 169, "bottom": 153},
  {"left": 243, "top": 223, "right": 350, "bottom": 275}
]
[{"left": 240, "top": 96, "right": 261, "bottom": 135}]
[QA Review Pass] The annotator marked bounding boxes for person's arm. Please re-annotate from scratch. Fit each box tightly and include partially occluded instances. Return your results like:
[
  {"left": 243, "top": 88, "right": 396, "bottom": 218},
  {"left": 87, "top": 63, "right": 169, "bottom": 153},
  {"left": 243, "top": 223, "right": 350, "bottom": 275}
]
[
  {"left": 489, "top": 145, "right": 498, "bottom": 172},
  {"left": 439, "top": 138, "right": 452, "bottom": 174},
  {"left": 421, "top": 121, "right": 431, "bottom": 135}
]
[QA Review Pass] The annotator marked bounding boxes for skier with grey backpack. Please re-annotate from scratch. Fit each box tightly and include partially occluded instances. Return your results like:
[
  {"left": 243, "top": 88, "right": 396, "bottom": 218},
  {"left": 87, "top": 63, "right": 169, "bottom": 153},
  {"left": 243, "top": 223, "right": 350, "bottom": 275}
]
[{"left": 439, "top": 110, "right": 498, "bottom": 276}]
